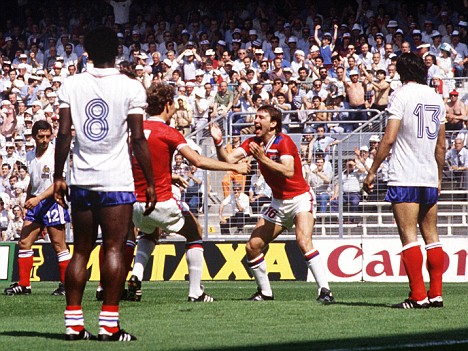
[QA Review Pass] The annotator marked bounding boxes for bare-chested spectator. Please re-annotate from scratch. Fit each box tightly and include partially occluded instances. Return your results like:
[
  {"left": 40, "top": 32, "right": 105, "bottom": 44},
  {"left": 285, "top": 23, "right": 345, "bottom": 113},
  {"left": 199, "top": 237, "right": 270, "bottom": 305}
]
[
  {"left": 174, "top": 96, "right": 193, "bottom": 136},
  {"left": 305, "top": 95, "right": 329, "bottom": 125},
  {"left": 363, "top": 68, "right": 391, "bottom": 111},
  {"left": 344, "top": 69, "right": 367, "bottom": 130},
  {"left": 445, "top": 90, "right": 466, "bottom": 132}
]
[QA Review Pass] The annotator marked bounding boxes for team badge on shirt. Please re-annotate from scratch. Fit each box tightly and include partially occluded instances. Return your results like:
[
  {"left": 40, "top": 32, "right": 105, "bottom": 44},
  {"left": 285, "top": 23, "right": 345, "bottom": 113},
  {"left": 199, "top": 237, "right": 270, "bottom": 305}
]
[{"left": 42, "top": 165, "right": 51, "bottom": 179}]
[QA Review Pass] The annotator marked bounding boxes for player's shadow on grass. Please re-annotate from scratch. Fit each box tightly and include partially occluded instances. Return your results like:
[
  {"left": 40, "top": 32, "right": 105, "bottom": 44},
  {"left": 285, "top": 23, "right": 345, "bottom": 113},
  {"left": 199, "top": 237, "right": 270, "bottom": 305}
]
[
  {"left": 227, "top": 299, "right": 389, "bottom": 307},
  {"left": 334, "top": 301, "right": 390, "bottom": 307},
  {"left": 0, "top": 331, "right": 64, "bottom": 340}
]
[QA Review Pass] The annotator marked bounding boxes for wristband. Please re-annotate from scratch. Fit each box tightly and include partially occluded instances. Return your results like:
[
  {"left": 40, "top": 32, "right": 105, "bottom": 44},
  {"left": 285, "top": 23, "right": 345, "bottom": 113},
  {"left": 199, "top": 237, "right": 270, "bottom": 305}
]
[{"left": 215, "top": 138, "right": 224, "bottom": 147}]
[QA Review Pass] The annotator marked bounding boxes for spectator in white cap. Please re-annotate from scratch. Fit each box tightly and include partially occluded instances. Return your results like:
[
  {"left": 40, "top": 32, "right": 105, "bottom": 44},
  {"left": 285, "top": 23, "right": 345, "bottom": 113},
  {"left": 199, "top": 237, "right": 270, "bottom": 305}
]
[
  {"left": 176, "top": 48, "right": 202, "bottom": 81},
  {"left": 161, "top": 58, "right": 175, "bottom": 82},
  {"left": 134, "top": 64, "right": 152, "bottom": 89},
  {"left": 458, "top": 21, "right": 468, "bottom": 41},
  {"left": 368, "top": 135, "right": 381, "bottom": 152},
  {"left": 51, "top": 61, "right": 66, "bottom": 79},
  {"left": 290, "top": 49, "right": 305, "bottom": 75},
  {"left": 43, "top": 90, "right": 58, "bottom": 111},
  {"left": 205, "top": 49, "right": 218, "bottom": 68},
  {"left": 411, "top": 30, "right": 425, "bottom": 51},
  {"left": 245, "top": 29, "right": 260, "bottom": 52},
  {"left": 370, "top": 32, "right": 385, "bottom": 58},
  {"left": 193, "top": 68, "right": 206, "bottom": 88},
  {"left": 30, "top": 100, "right": 45, "bottom": 122},
  {"left": 13, "top": 133, "right": 25, "bottom": 158},
  {"left": 251, "top": 48, "right": 265, "bottom": 71},
  {"left": 429, "top": 31, "right": 443, "bottom": 56},
  {"left": 51, "top": 76, "right": 62, "bottom": 91},
  {"left": 422, "top": 20, "right": 435, "bottom": 45},
  {"left": 4, "top": 141, "right": 19, "bottom": 170},
  {"left": 215, "top": 40, "right": 226, "bottom": 58},
  {"left": 437, "top": 43, "right": 457, "bottom": 80},
  {"left": 272, "top": 46, "right": 291, "bottom": 69},
  {"left": 285, "top": 36, "right": 299, "bottom": 62},
  {"left": 449, "top": 31, "right": 468, "bottom": 79},
  {"left": 354, "top": 144, "right": 373, "bottom": 176}
]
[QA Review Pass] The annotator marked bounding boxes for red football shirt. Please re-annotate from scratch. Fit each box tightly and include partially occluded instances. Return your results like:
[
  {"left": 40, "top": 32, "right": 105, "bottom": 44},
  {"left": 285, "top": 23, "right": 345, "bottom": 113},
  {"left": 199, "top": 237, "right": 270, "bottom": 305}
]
[
  {"left": 132, "top": 116, "right": 187, "bottom": 202},
  {"left": 240, "top": 133, "right": 309, "bottom": 199}
]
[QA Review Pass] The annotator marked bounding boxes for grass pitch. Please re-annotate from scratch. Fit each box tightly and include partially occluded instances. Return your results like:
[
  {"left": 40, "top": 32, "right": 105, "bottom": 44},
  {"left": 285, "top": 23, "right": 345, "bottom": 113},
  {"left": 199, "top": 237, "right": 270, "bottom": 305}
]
[{"left": 0, "top": 281, "right": 467, "bottom": 351}]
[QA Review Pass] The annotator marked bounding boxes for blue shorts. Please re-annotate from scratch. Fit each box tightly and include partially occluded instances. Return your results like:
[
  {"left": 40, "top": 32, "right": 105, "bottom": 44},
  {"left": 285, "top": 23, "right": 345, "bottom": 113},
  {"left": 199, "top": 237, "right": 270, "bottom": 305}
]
[
  {"left": 385, "top": 186, "right": 438, "bottom": 204},
  {"left": 70, "top": 186, "right": 136, "bottom": 211},
  {"left": 25, "top": 197, "right": 70, "bottom": 227}
]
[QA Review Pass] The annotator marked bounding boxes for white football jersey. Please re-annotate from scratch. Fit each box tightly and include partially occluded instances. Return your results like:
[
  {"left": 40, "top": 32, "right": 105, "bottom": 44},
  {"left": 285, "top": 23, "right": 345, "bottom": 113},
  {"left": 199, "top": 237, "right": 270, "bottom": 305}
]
[
  {"left": 57, "top": 67, "right": 146, "bottom": 191},
  {"left": 385, "top": 82, "right": 446, "bottom": 187},
  {"left": 26, "top": 144, "right": 54, "bottom": 197}
]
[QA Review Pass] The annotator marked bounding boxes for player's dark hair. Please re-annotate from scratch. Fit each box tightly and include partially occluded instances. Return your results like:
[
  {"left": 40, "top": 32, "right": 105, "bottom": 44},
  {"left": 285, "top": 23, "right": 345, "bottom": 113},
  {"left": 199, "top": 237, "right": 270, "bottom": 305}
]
[
  {"left": 147, "top": 83, "right": 175, "bottom": 116},
  {"left": 257, "top": 104, "right": 282, "bottom": 133},
  {"left": 396, "top": 53, "right": 427, "bottom": 85},
  {"left": 32, "top": 120, "right": 52, "bottom": 137},
  {"left": 85, "top": 27, "right": 118, "bottom": 66}
]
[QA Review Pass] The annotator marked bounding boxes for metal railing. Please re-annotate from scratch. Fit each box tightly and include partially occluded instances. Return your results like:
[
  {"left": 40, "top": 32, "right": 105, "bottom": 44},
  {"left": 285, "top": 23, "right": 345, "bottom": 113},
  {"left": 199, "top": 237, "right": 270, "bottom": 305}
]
[{"left": 181, "top": 108, "right": 466, "bottom": 241}]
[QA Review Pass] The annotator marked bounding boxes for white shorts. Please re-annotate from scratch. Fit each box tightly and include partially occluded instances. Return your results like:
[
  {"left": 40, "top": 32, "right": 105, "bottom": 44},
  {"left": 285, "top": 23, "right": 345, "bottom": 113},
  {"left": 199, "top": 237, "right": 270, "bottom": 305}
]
[
  {"left": 261, "top": 190, "right": 316, "bottom": 230},
  {"left": 133, "top": 198, "right": 186, "bottom": 234}
]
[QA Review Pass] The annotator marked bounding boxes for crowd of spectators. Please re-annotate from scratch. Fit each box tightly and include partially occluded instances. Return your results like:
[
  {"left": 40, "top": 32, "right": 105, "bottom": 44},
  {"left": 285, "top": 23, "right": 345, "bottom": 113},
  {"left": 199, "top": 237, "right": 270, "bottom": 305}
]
[{"left": 0, "top": 0, "right": 467, "bottom": 238}]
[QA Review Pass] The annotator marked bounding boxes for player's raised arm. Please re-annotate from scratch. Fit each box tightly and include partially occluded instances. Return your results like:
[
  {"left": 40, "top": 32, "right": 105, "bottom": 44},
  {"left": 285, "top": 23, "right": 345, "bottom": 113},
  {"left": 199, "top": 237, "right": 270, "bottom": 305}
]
[{"left": 209, "top": 122, "right": 246, "bottom": 164}]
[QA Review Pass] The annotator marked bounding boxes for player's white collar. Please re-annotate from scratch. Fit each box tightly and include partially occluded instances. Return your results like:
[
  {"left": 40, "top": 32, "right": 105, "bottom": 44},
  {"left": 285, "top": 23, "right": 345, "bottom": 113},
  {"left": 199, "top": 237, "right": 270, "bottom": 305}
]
[
  {"left": 85, "top": 66, "right": 120, "bottom": 78},
  {"left": 147, "top": 115, "right": 166, "bottom": 123},
  {"left": 263, "top": 134, "right": 277, "bottom": 153}
]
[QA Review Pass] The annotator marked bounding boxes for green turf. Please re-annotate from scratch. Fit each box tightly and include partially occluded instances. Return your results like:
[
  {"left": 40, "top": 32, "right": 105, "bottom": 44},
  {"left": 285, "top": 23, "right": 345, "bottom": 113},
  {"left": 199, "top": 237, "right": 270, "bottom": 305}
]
[{"left": 0, "top": 281, "right": 467, "bottom": 351}]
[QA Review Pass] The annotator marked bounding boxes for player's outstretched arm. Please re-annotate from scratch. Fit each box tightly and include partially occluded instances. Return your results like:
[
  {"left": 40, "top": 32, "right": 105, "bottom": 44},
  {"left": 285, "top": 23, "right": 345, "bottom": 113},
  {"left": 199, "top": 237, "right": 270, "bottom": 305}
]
[
  {"left": 53, "top": 107, "right": 73, "bottom": 209},
  {"left": 180, "top": 145, "right": 250, "bottom": 174},
  {"left": 128, "top": 114, "right": 156, "bottom": 215}
]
